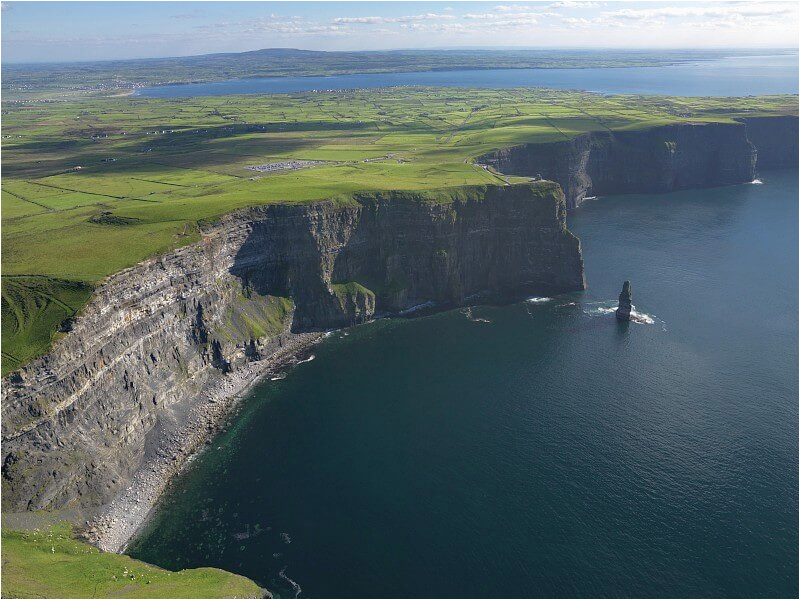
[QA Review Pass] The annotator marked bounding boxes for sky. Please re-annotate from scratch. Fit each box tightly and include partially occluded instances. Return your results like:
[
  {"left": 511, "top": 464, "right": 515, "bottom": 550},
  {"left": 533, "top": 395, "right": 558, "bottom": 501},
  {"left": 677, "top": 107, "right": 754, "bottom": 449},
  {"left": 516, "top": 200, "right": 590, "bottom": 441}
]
[{"left": 1, "top": 1, "right": 798, "bottom": 63}]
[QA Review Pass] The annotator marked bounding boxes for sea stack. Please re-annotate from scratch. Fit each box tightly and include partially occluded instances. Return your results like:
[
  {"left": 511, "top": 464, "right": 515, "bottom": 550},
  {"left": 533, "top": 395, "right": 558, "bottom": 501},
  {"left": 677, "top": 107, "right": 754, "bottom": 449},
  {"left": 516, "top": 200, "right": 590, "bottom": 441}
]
[{"left": 616, "top": 280, "right": 632, "bottom": 322}]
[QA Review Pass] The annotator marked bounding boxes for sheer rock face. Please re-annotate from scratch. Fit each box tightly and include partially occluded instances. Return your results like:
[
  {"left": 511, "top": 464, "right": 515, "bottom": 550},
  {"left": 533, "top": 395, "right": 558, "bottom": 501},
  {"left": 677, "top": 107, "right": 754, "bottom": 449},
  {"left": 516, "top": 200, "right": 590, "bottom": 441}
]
[
  {"left": 740, "top": 116, "right": 800, "bottom": 171},
  {"left": 616, "top": 281, "right": 633, "bottom": 322},
  {"left": 479, "top": 117, "right": 798, "bottom": 209},
  {"left": 1, "top": 183, "right": 585, "bottom": 513}
]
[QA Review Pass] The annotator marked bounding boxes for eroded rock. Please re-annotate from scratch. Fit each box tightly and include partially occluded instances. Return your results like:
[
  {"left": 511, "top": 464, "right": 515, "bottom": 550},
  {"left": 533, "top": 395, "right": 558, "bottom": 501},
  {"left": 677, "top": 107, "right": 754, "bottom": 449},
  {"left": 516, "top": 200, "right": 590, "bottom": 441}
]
[{"left": 616, "top": 280, "right": 632, "bottom": 322}]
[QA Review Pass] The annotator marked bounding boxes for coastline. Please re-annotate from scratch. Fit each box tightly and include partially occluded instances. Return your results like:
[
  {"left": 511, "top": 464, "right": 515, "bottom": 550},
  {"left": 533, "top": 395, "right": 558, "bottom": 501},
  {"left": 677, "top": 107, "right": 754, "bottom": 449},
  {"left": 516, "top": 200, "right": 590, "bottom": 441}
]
[{"left": 84, "top": 331, "right": 325, "bottom": 554}]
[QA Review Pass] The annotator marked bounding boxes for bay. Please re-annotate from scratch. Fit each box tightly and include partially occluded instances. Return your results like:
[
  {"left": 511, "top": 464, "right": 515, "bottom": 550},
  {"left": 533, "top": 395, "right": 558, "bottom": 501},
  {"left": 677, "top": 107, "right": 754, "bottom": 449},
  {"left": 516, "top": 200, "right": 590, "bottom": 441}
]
[
  {"left": 129, "top": 170, "right": 799, "bottom": 598},
  {"left": 137, "top": 54, "right": 799, "bottom": 98}
]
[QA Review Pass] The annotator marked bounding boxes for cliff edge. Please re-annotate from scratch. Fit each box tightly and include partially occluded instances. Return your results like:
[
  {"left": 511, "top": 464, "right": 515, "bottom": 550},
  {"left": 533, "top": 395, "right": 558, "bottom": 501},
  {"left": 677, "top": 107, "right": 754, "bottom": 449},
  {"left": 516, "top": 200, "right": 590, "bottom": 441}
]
[
  {"left": 1, "top": 182, "right": 584, "bottom": 519},
  {"left": 479, "top": 117, "right": 798, "bottom": 209}
]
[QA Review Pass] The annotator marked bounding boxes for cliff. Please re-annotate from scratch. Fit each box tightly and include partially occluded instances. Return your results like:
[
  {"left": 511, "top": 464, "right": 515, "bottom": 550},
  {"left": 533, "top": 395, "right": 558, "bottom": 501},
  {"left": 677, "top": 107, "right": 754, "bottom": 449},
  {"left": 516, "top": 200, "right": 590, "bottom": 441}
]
[
  {"left": 480, "top": 117, "right": 798, "bottom": 209},
  {"left": 1, "top": 182, "right": 584, "bottom": 514},
  {"left": 740, "top": 116, "right": 800, "bottom": 170}
]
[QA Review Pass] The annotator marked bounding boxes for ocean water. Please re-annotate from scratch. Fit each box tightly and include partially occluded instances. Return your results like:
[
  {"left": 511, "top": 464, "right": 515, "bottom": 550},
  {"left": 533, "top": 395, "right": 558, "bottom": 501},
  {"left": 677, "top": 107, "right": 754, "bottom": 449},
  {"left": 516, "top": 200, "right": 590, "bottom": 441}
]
[
  {"left": 129, "top": 170, "right": 799, "bottom": 598},
  {"left": 136, "top": 53, "right": 799, "bottom": 98}
]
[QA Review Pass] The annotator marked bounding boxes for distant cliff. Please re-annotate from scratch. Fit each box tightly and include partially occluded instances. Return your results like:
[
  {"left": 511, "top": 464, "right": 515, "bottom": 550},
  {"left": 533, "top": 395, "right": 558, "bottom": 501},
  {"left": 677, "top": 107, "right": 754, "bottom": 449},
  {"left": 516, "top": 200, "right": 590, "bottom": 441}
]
[
  {"left": 480, "top": 117, "right": 798, "bottom": 209},
  {"left": 1, "top": 182, "right": 584, "bottom": 513}
]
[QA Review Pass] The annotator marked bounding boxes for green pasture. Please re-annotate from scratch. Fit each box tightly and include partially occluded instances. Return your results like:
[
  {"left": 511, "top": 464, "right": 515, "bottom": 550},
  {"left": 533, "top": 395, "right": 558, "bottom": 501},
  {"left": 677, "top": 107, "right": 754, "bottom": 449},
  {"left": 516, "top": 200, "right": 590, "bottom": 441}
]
[
  {"left": 1, "top": 523, "right": 264, "bottom": 598},
  {"left": 1, "top": 277, "right": 93, "bottom": 373},
  {"left": 1, "top": 87, "right": 797, "bottom": 373}
]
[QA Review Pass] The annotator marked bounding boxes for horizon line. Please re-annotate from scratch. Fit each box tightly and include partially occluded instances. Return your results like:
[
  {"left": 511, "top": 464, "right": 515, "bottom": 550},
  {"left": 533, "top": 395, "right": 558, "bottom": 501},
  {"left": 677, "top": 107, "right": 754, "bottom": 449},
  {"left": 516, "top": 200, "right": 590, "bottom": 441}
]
[{"left": 3, "top": 45, "right": 798, "bottom": 67}]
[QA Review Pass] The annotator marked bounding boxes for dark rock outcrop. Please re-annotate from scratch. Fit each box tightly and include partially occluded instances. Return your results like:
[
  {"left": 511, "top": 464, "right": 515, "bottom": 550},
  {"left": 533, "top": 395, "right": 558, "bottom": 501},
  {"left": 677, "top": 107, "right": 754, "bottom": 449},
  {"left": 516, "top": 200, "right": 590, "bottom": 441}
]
[
  {"left": 1, "top": 182, "right": 585, "bottom": 513},
  {"left": 616, "top": 281, "right": 632, "bottom": 322},
  {"left": 480, "top": 117, "right": 797, "bottom": 209},
  {"left": 231, "top": 184, "right": 586, "bottom": 331}
]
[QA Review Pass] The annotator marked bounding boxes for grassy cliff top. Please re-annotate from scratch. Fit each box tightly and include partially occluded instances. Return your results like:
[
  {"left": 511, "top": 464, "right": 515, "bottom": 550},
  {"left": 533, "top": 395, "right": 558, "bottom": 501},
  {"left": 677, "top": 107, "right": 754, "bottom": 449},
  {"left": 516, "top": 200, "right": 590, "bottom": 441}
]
[
  {"left": 330, "top": 179, "right": 564, "bottom": 206},
  {"left": 1, "top": 87, "right": 797, "bottom": 373},
  {"left": 1, "top": 523, "right": 264, "bottom": 598},
  {"left": 3, "top": 88, "right": 795, "bottom": 282}
]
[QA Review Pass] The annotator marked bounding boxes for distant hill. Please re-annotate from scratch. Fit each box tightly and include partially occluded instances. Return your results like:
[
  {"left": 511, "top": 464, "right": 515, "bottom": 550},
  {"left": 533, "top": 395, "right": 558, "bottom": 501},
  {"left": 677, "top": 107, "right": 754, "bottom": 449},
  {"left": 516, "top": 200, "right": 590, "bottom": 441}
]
[{"left": 4, "top": 47, "right": 794, "bottom": 99}]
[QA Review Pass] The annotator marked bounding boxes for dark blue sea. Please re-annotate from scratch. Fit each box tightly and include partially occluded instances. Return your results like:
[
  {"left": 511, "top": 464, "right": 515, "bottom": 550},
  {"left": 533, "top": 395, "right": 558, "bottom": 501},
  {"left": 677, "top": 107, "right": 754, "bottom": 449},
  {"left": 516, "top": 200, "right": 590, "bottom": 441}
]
[
  {"left": 137, "top": 54, "right": 799, "bottom": 98},
  {"left": 129, "top": 170, "right": 799, "bottom": 598}
]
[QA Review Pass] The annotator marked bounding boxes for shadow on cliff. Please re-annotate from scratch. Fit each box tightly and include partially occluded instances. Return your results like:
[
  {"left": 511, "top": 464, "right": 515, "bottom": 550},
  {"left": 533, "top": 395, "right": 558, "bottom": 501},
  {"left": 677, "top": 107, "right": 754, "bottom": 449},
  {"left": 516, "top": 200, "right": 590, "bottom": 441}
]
[{"left": 229, "top": 190, "right": 587, "bottom": 335}]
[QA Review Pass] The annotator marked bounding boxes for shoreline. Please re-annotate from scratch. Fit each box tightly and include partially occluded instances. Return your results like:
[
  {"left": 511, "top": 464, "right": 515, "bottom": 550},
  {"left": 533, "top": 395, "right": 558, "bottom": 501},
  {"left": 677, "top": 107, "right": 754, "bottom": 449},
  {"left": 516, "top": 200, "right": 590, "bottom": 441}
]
[{"left": 83, "top": 331, "right": 325, "bottom": 554}]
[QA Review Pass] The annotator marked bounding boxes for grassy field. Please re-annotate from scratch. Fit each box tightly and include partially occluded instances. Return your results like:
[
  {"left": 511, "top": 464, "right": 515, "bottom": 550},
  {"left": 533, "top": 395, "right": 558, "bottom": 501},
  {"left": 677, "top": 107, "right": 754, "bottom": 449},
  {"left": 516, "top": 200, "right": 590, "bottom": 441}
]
[
  {"left": 1, "top": 87, "right": 797, "bottom": 374},
  {"left": 1, "top": 277, "right": 94, "bottom": 373},
  {"left": 1, "top": 523, "right": 264, "bottom": 598}
]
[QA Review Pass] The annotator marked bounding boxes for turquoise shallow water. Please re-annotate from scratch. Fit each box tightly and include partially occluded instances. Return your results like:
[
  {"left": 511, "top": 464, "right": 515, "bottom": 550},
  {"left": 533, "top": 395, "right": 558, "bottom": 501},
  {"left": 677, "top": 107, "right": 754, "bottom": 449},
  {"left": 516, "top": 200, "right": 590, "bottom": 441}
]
[{"left": 129, "top": 171, "right": 798, "bottom": 598}]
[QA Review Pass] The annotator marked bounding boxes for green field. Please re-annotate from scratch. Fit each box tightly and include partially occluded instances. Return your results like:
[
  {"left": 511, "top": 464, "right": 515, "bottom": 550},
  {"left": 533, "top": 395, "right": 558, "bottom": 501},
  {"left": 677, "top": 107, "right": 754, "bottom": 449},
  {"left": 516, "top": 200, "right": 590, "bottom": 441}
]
[
  {"left": 1, "top": 87, "right": 797, "bottom": 374},
  {"left": 1, "top": 277, "right": 94, "bottom": 374},
  {"left": 1, "top": 523, "right": 263, "bottom": 598}
]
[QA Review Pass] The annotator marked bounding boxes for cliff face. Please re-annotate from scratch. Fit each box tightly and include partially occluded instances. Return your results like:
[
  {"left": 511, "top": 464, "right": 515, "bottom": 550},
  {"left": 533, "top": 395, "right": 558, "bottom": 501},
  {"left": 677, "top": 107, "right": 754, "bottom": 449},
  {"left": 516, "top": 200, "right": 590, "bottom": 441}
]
[
  {"left": 480, "top": 118, "right": 797, "bottom": 209},
  {"left": 740, "top": 116, "right": 800, "bottom": 170},
  {"left": 1, "top": 183, "right": 585, "bottom": 513},
  {"left": 232, "top": 184, "right": 585, "bottom": 329}
]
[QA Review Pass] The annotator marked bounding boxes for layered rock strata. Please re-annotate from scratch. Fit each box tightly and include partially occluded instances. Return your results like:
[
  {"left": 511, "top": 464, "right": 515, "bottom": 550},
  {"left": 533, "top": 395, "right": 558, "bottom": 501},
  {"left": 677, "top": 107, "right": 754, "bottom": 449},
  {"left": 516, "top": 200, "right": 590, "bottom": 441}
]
[{"left": 1, "top": 182, "right": 585, "bottom": 517}]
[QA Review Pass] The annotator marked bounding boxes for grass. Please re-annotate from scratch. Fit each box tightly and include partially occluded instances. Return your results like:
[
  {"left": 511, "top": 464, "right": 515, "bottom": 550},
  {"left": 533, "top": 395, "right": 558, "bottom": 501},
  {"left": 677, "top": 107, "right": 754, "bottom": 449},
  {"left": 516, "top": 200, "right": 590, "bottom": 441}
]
[
  {"left": 1, "top": 277, "right": 94, "bottom": 375},
  {"left": 0, "top": 523, "right": 264, "bottom": 598},
  {"left": 213, "top": 288, "right": 294, "bottom": 345},
  {"left": 331, "top": 281, "right": 376, "bottom": 304},
  {"left": 1, "top": 87, "right": 797, "bottom": 373}
]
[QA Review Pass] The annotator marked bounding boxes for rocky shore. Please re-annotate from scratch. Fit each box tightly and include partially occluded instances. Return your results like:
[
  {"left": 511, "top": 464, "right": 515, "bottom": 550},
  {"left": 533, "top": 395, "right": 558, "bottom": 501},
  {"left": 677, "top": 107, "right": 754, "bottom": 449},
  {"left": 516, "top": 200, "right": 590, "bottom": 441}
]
[
  {"left": 3, "top": 183, "right": 584, "bottom": 519},
  {"left": 84, "top": 332, "right": 323, "bottom": 553}
]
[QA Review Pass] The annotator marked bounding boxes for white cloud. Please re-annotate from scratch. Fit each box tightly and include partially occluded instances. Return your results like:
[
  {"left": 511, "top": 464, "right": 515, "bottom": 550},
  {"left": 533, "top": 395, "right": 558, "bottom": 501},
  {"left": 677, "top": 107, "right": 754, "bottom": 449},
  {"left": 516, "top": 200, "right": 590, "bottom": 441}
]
[
  {"left": 333, "top": 16, "right": 385, "bottom": 24},
  {"left": 332, "top": 13, "right": 455, "bottom": 25},
  {"left": 603, "top": 1, "right": 793, "bottom": 21},
  {"left": 463, "top": 9, "right": 541, "bottom": 28},
  {"left": 560, "top": 17, "right": 594, "bottom": 27},
  {"left": 493, "top": 1, "right": 603, "bottom": 10},
  {"left": 534, "top": 1, "right": 798, "bottom": 31},
  {"left": 463, "top": 13, "right": 499, "bottom": 20},
  {"left": 493, "top": 4, "right": 536, "bottom": 12},
  {"left": 5, "top": 0, "right": 796, "bottom": 62},
  {"left": 549, "top": 1, "right": 604, "bottom": 8}
]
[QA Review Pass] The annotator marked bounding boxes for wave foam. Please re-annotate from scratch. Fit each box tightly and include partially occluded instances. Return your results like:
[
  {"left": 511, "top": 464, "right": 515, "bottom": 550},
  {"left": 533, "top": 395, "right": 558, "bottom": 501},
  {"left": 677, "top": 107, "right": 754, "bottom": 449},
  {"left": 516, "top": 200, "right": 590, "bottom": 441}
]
[
  {"left": 279, "top": 567, "right": 302, "bottom": 599},
  {"left": 582, "top": 301, "right": 662, "bottom": 327},
  {"left": 461, "top": 307, "right": 492, "bottom": 323},
  {"left": 629, "top": 310, "right": 655, "bottom": 325}
]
